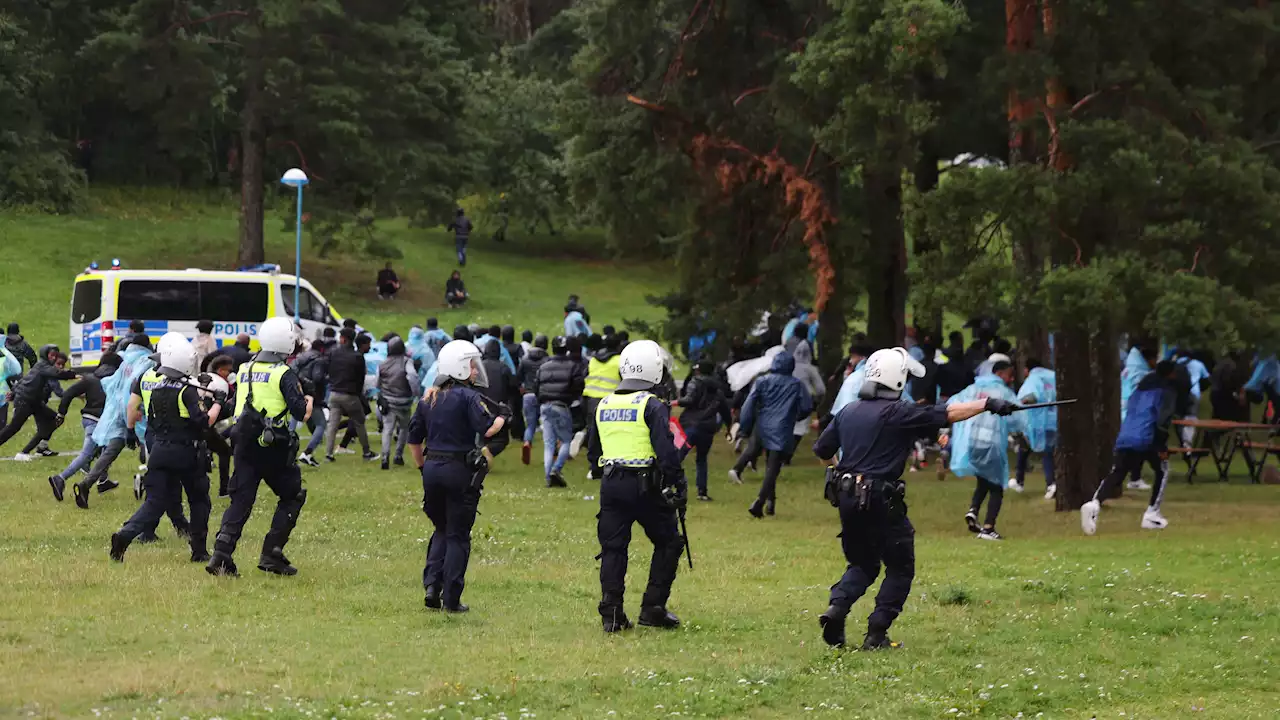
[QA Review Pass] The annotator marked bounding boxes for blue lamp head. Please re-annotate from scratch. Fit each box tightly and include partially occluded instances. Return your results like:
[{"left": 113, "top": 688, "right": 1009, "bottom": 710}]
[
  {"left": 281, "top": 168, "right": 309, "bottom": 188},
  {"left": 110, "top": 258, "right": 121, "bottom": 269},
  {"left": 89, "top": 261, "right": 99, "bottom": 271}
]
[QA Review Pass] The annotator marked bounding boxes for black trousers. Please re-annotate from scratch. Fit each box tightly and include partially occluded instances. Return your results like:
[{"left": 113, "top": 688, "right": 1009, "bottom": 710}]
[
  {"left": 756, "top": 449, "right": 787, "bottom": 502},
  {"left": 969, "top": 477, "right": 1004, "bottom": 528},
  {"left": 213, "top": 444, "right": 306, "bottom": 559},
  {"left": 732, "top": 433, "right": 763, "bottom": 474},
  {"left": 828, "top": 486, "right": 915, "bottom": 634},
  {"left": 118, "top": 442, "right": 210, "bottom": 553},
  {"left": 597, "top": 469, "right": 683, "bottom": 616},
  {"left": 206, "top": 429, "right": 232, "bottom": 497},
  {"left": 0, "top": 402, "right": 58, "bottom": 454},
  {"left": 422, "top": 459, "right": 481, "bottom": 607},
  {"left": 1096, "top": 449, "right": 1168, "bottom": 510}
]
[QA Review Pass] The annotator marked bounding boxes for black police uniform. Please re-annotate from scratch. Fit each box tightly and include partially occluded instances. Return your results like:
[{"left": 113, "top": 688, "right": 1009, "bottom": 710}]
[
  {"left": 109, "top": 369, "right": 212, "bottom": 563},
  {"left": 208, "top": 357, "right": 310, "bottom": 577},
  {"left": 811, "top": 397, "right": 950, "bottom": 649},
  {"left": 406, "top": 383, "right": 497, "bottom": 612},
  {"left": 587, "top": 384, "right": 687, "bottom": 632}
]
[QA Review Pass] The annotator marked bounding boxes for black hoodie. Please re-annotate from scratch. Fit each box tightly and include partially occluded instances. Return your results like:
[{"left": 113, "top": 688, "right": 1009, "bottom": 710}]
[
  {"left": 480, "top": 339, "right": 517, "bottom": 407},
  {"left": 4, "top": 330, "right": 37, "bottom": 370},
  {"left": 57, "top": 361, "right": 119, "bottom": 420},
  {"left": 13, "top": 345, "right": 76, "bottom": 406},
  {"left": 518, "top": 347, "right": 549, "bottom": 391}
]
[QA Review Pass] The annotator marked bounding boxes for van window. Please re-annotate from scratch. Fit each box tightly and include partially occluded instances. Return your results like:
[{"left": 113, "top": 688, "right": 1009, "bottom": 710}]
[
  {"left": 282, "top": 285, "right": 333, "bottom": 324},
  {"left": 201, "top": 282, "right": 268, "bottom": 321},
  {"left": 72, "top": 280, "right": 103, "bottom": 324},
  {"left": 118, "top": 280, "right": 201, "bottom": 321}
]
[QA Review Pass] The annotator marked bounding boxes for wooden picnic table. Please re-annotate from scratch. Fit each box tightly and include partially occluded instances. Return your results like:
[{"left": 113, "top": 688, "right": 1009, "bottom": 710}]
[{"left": 1172, "top": 419, "right": 1276, "bottom": 483}]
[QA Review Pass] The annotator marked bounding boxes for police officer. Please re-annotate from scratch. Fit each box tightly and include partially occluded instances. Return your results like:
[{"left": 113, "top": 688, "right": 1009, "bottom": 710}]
[
  {"left": 582, "top": 333, "right": 623, "bottom": 480},
  {"left": 407, "top": 340, "right": 506, "bottom": 613},
  {"left": 207, "top": 317, "right": 313, "bottom": 577},
  {"left": 589, "top": 339, "right": 687, "bottom": 633},
  {"left": 109, "top": 334, "right": 221, "bottom": 563},
  {"left": 811, "top": 347, "right": 1015, "bottom": 649}
]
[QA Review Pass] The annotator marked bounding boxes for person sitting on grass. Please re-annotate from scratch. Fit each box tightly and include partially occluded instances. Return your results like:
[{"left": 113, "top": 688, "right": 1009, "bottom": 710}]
[
  {"left": 377, "top": 262, "right": 401, "bottom": 300},
  {"left": 445, "top": 271, "right": 468, "bottom": 308}
]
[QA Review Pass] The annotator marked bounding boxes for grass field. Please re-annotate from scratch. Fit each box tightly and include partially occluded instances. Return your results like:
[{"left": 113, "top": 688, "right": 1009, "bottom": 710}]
[{"left": 2, "top": 196, "right": 1280, "bottom": 719}]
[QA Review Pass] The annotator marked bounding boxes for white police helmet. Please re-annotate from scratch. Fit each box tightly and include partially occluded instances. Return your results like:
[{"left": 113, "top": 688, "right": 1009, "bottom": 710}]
[
  {"left": 438, "top": 339, "right": 487, "bottom": 388},
  {"left": 194, "top": 371, "right": 230, "bottom": 399},
  {"left": 617, "top": 339, "right": 672, "bottom": 391},
  {"left": 258, "top": 316, "right": 297, "bottom": 355},
  {"left": 158, "top": 334, "right": 197, "bottom": 376},
  {"left": 861, "top": 347, "right": 926, "bottom": 399}
]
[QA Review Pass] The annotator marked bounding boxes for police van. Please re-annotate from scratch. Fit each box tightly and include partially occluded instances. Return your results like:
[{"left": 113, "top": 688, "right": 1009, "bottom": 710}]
[{"left": 69, "top": 265, "right": 344, "bottom": 367}]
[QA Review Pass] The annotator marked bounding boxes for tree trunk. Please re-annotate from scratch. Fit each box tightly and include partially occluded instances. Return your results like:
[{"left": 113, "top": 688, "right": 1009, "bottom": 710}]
[
  {"left": 237, "top": 47, "right": 266, "bottom": 268},
  {"left": 1054, "top": 321, "right": 1098, "bottom": 510},
  {"left": 816, "top": 161, "right": 847, "bottom": 414},
  {"left": 912, "top": 140, "right": 943, "bottom": 341},
  {"left": 1091, "top": 318, "right": 1121, "bottom": 488},
  {"left": 863, "top": 164, "right": 907, "bottom": 348}
]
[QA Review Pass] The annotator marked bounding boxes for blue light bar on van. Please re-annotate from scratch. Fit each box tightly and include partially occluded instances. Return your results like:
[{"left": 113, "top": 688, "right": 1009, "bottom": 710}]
[{"left": 237, "top": 263, "right": 281, "bottom": 274}]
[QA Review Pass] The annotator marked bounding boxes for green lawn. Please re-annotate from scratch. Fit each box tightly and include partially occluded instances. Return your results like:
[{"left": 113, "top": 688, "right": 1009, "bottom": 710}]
[{"left": 2, "top": 197, "right": 1280, "bottom": 718}]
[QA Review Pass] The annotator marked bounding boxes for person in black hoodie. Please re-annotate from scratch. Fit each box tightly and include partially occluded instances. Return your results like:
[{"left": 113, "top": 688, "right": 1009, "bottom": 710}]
[
  {"left": 5, "top": 323, "right": 37, "bottom": 369},
  {"left": 675, "top": 359, "right": 732, "bottom": 501},
  {"left": 518, "top": 334, "right": 550, "bottom": 465},
  {"left": 48, "top": 352, "right": 124, "bottom": 500},
  {"left": 323, "top": 329, "right": 376, "bottom": 462},
  {"left": 0, "top": 345, "right": 77, "bottom": 462},
  {"left": 293, "top": 339, "right": 332, "bottom": 466},
  {"left": 479, "top": 339, "right": 518, "bottom": 458}
]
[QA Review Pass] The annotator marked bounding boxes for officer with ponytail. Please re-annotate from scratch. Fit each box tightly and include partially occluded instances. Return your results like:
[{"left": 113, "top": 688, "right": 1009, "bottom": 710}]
[
  {"left": 407, "top": 340, "right": 506, "bottom": 614},
  {"left": 590, "top": 339, "right": 687, "bottom": 633}
]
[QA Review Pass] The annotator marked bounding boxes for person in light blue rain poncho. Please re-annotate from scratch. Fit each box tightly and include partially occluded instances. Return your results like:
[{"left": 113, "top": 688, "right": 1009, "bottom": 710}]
[
  {"left": 476, "top": 327, "right": 516, "bottom": 374},
  {"left": 423, "top": 318, "right": 451, "bottom": 358},
  {"left": 1014, "top": 360, "right": 1058, "bottom": 499},
  {"left": 948, "top": 360, "right": 1025, "bottom": 540},
  {"left": 76, "top": 342, "right": 155, "bottom": 505},
  {"left": 1243, "top": 353, "right": 1280, "bottom": 422},
  {"left": 0, "top": 346, "right": 21, "bottom": 427},
  {"left": 405, "top": 326, "right": 436, "bottom": 372},
  {"left": 1173, "top": 349, "right": 1209, "bottom": 444},
  {"left": 1120, "top": 345, "right": 1152, "bottom": 421}
]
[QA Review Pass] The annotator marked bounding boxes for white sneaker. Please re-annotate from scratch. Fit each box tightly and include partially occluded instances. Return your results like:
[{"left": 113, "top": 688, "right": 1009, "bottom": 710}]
[
  {"left": 1080, "top": 500, "right": 1101, "bottom": 535},
  {"left": 13, "top": 453, "right": 32, "bottom": 462},
  {"left": 727, "top": 469, "right": 743, "bottom": 485},
  {"left": 1141, "top": 509, "right": 1169, "bottom": 530},
  {"left": 1008, "top": 478, "right": 1025, "bottom": 493},
  {"left": 977, "top": 528, "right": 1004, "bottom": 541},
  {"left": 1126, "top": 479, "right": 1152, "bottom": 491},
  {"left": 569, "top": 430, "right": 586, "bottom": 459},
  {"left": 1044, "top": 484, "right": 1057, "bottom": 501}
]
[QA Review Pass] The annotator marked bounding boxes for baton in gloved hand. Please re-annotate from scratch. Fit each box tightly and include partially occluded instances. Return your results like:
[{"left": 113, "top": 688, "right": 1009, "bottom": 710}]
[{"left": 1013, "top": 399, "right": 1078, "bottom": 411}]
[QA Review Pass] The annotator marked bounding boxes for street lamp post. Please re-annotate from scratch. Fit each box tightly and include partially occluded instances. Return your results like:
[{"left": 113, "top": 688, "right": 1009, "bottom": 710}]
[{"left": 280, "top": 168, "right": 309, "bottom": 325}]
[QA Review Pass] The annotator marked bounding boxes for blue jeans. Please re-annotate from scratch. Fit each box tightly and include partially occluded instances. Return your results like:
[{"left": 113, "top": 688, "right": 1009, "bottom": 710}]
[
  {"left": 540, "top": 402, "right": 573, "bottom": 478},
  {"left": 304, "top": 404, "right": 328, "bottom": 454},
  {"left": 456, "top": 237, "right": 468, "bottom": 266},
  {"left": 522, "top": 393, "right": 540, "bottom": 444},
  {"left": 681, "top": 423, "right": 715, "bottom": 495},
  {"left": 57, "top": 417, "right": 99, "bottom": 480}
]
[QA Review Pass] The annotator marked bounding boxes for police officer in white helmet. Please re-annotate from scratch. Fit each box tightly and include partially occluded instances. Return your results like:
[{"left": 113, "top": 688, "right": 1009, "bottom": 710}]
[
  {"left": 110, "top": 333, "right": 224, "bottom": 564},
  {"left": 810, "top": 347, "right": 1015, "bottom": 649},
  {"left": 407, "top": 339, "right": 507, "bottom": 613},
  {"left": 589, "top": 339, "right": 687, "bottom": 633},
  {"left": 207, "top": 317, "right": 313, "bottom": 577}
]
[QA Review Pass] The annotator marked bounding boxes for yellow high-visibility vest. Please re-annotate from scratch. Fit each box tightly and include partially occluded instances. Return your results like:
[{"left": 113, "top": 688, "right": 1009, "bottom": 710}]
[
  {"left": 595, "top": 391, "right": 655, "bottom": 466},
  {"left": 233, "top": 362, "right": 291, "bottom": 420},
  {"left": 584, "top": 354, "right": 622, "bottom": 399}
]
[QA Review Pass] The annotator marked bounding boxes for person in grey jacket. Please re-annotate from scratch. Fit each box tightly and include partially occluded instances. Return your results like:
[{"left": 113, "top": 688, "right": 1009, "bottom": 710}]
[{"left": 376, "top": 337, "right": 419, "bottom": 469}]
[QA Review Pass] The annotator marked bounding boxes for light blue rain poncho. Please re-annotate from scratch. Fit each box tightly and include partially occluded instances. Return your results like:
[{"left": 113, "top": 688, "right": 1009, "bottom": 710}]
[
  {"left": 364, "top": 341, "right": 389, "bottom": 398},
  {"left": 1176, "top": 355, "right": 1210, "bottom": 402},
  {"left": 424, "top": 327, "right": 451, "bottom": 358},
  {"left": 94, "top": 344, "right": 155, "bottom": 446},
  {"left": 1015, "top": 366, "right": 1058, "bottom": 453},
  {"left": 0, "top": 348, "right": 21, "bottom": 411},
  {"left": 475, "top": 333, "right": 516, "bottom": 374},
  {"left": 420, "top": 359, "right": 439, "bottom": 394},
  {"left": 947, "top": 374, "right": 1026, "bottom": 488},
  {"left": 564, "top": 310, "right": 591, "bottom": 338},
  {"left": 1244, "top": 354, "right": 1280, "bottom": 398},
  {"left": 830, "top": 359, "right": 914, "bottom": 416},
  {"left": 405, "top": 327, "right": 436, "bottom": 371},
  {"left": 1119, "top": 347, "right": 1150, "bottom": 421}
]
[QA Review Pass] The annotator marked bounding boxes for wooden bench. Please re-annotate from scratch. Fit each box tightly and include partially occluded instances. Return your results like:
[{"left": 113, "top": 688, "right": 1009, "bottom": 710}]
[
  {"left": 1165, "top": 447, "right": 1212, "bottom": 483},
  {"left": 1238, "top": 441, "right": 1280, "bottom": 484}
]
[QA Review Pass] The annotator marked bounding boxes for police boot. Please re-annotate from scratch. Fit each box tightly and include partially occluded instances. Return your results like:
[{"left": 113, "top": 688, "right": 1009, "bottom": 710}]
[
  {"left": 205, "top": 551, "right": 239, "bottom": 577},
  {"left": 818, "top": 605, "right": 848, "bottom": 647},
  {"left": 189, "top": 534, "right": 211, "bottom": 563},
  {"left": 765, "top": 499, "right": 776, "bottom": 516},
  {"left": 109, "top": 532, "right": 130, "bottom": 562},
  {"left": 599, "top": 596, "right": 632, "bottom": 633},
  {"left": 748, "top": 499, "right": 765, "bottom": 519},
  {"left": 258, "top": 546, "right": 298, "bottom": 576},
  {"left": 425, "top": 586, "right": 443, "bottom": 610},
  {"left": 637, "top": 605, "right": 680, "bottom": 629},
  {"left": 861, "top": 629, "right": 903, "bottom": 651}
]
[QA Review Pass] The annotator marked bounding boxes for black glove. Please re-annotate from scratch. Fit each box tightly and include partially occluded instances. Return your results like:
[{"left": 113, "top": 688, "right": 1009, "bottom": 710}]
[
  {"left": 126, "top": 434, "right": 139, "bottom": 450},
  {"left": 661, "top": 481, "right": 688, "bottom": 511},
  {"left": 54, "top": 413, "right": 66, "bottom": 428},
  {"left": 985, "top": 397, "right": 1017, "bottom": 416},
  {"left": 212, "top": 389, "right": 229, "bottom": 407}
]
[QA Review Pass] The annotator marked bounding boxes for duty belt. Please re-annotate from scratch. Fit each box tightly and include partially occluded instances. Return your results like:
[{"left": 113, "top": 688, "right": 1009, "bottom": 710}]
[{"left": 425, "top": 451, "right": 468, "bottom": 463}]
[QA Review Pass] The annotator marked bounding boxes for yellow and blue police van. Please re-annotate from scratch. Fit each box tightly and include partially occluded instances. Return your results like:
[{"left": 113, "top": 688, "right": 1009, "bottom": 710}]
[{"left": 69, "top": 264, "right": 343, "bottom": 368}]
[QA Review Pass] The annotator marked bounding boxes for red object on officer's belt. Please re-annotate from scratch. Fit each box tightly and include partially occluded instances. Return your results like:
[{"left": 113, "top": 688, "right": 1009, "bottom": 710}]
[{"left": 669, "top": 416, "right": 688, "bottom": 450}]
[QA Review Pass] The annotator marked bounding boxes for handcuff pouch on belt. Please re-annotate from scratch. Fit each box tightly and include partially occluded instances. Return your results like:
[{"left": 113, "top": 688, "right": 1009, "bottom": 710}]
[{"left": 826, "top": 470, "right": 905, "bottom": 514}]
